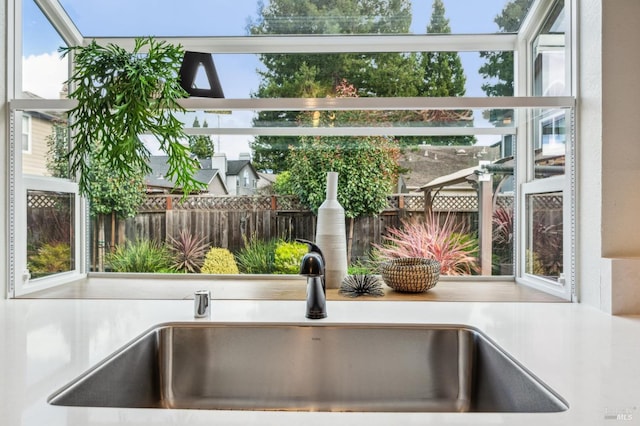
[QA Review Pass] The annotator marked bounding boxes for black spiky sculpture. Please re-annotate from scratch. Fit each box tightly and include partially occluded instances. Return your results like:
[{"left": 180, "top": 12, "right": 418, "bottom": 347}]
[{"left": 339, "top": 274, "right": 385, "bottom": 298}]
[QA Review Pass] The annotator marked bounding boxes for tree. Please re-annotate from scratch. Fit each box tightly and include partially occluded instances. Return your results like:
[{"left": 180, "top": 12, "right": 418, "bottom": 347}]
[
  {"left": 248, "top": 0, "right": 415, "bottom": 172},
  {"left": 288, "top": 80, "right": 400, "bottom": 259},
  {"left": 418, "top": 0, "right": 474, "bottom": 145},
  {"left": 188, "top": 117, "right": 214, "bottom": 158},
  {"left": 88, "top": 147, "right": 146, "bottom": 272},
  {"left": 45, "top": 122, "right": 146, "bottom": 271},
  {"left": 46, "top": 120, "right": 70, "bottom": 179},
  {"left": 479, "top": 0, "right": 533, "bottom": 98}
]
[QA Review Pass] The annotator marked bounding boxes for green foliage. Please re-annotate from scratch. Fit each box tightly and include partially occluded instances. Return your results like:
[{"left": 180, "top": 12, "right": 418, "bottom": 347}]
[
  {"left": 88, "top": 149, "right": 146, "bottom": 218},
  {"left": 417, "top": 0, "right": 475, "bottom": 146},
  {"left": 107, "top": 239, "right": 174, "bottom": 273},
  {"left": 235, "top": 235, "right": 277, "bottom": 274},
  {"left": 167, "top": 229, "right": 209, "bottom": 273},
  {"left": 287, "top": 80, "right": 399, "bottom": 218},
  {"left": 492, "top": 207, "right": 514, "bottom": 273},
  {"left": 274, "top": 241, "right": 307, "bottom": 274},
  {"left": 45, "top": 121, "right": 71, "bottom": 179},
  {"left": 188, "top": 117, "right": 215, "bottom": 158},
  {"left": 60, "top": 37, "right": 205, "bottom": 197},
  {"left": 526, "top": 250, "right": 546, "bottom": 276},
  {"left": 248, "top": 0, "right": 419, "bottom": 172},
  {"left": 201, "top": 247, "right": 240, "bottom": 274},
  {"left": 479, "top": 0, "right": 533, "bottom": 99},
  {"left": 28, "top": 242, "right": 71, "bottom": 277},
  {"left": 289, "top": 135, "right": 399, "bottom": 218},
  {"left": 347, "top": 260, "right": 377, "bottom": 276},
  {"left": 273, "top": 171, "right": 296, "bottom": 195},
  {"left": 374, "top": 214, "right": 479, "bottom": 276}
]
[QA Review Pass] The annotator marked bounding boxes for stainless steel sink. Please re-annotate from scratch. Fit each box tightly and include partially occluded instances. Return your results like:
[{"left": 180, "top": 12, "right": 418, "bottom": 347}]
[{"left": 48, "top": 323, "right": 568, "bottom": 412}]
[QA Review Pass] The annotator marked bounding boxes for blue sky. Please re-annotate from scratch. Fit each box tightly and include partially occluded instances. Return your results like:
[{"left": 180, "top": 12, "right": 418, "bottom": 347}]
[{"left": 22, "top": 0, "right": 514, "bottom": 156}]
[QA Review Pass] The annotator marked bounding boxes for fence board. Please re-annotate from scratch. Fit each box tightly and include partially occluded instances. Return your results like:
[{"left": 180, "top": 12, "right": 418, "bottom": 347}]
[{"left": 97, "top": 193, "right": 518, "bottom": 267}]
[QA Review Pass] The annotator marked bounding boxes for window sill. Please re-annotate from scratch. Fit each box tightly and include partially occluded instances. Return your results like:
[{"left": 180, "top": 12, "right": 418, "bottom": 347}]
[{"left": 18, "top": 273, "right": 565, "bottom": 302}]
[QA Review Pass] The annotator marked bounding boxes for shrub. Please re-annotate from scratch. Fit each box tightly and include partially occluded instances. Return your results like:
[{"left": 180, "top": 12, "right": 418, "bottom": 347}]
[
  {"left": 347, "top": 255, "right": 379, "bottom": 275},
  {"left": 374, "top": 214, "right": 479, "bottom": 276},
  {"left": 28, "top": 242, "right": 72, "bottom": 277},
  {"left": 235, "top": 235, "right": 277, "bottom": 274},
  {"left": 492, "top": 206, "right": 514, "bottom": 273},
  {"left": 201, "top": 247, "right": 239, "bottom": 274},
  {"left": 274, "top": 240, "right": 307, "bottom": 274},
  {"left": 167, "top": 229, "right": 208, "bottom": 273},
  {"left": 107, "top": 239, "right": 173, "bottom": 273}
]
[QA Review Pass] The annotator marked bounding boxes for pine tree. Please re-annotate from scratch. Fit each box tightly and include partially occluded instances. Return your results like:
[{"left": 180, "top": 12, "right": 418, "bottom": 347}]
[
  {"left": 418, "top": 0, "right": 474, "bottom": 145},
  {"left": 248, "top": 0, "right": 415, "bottom": 172},
  {"left": 188, "top": 117, "right": 214, "bottom": 159},
  {"left": 480, "top": 1, "right": 533, "bottom": 97}
]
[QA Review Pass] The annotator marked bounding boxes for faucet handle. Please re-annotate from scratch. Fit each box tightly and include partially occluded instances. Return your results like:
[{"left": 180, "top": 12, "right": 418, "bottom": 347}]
[{"left": 295, "top": 238, "right": 325, "bottom": 266}]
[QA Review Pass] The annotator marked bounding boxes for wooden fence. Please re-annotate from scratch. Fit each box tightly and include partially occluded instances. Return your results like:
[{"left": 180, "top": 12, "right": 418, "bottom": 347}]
[{"left": 93, "top": 194, "right": 492, "bottom": 268}]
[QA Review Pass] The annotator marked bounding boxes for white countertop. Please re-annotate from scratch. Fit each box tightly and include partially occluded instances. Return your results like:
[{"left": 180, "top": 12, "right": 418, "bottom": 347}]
[{"left": 1, "top": 298, "right": 639, "bottom": 425}]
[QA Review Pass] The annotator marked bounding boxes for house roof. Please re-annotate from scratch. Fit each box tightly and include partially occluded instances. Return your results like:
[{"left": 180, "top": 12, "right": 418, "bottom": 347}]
[
  {"left": 399, "top": 145, "right": 501, "bottom": 191},
  {"left": 226, "top": 160, "right": 249, "bottom": 176},
  {"left": 146, "top": 156, "right": 221, "bottom": 190},
  {"left": 227, "top": 159, "right": 259, "bottom": 178}
]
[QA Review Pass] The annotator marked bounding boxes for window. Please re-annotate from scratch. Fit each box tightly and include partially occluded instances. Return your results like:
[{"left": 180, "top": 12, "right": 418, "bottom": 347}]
[
  {"left": 22, "top": 115, "right": 31, "bottom": 153},
  {"left": 8, "top": 0, "right": 576, "bottom": 299}
]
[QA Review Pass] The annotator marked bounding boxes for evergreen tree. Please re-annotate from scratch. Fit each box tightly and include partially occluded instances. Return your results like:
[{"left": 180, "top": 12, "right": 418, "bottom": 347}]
[
  {"left": 418, "top": 0, "right": 474, "bottom": 145},
  {"left": 45, "top": 121, "right": 70, "bottom": 179},
  {"left": 248, "top": 0, "right": 416, "bottom": 172},
  {"left": 188, "top": 117, "right": 214, "bottom": 158},
  {"left": 479, "top": 1, "right": 533, "bottom": 97},
  {"left": 289, "top": 80, "right": 400, "bottom": 259}
]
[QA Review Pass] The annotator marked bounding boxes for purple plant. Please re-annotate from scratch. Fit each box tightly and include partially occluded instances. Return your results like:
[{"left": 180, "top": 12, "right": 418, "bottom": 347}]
[
  {"left": 492, "top": 206, "right": 514, "bottom": 269},
  {"left": 375, "top": 213, "right": 479, "bottom": 276},
  {"left": 167, "top": 229, "right": 208, "bottom": 273}
]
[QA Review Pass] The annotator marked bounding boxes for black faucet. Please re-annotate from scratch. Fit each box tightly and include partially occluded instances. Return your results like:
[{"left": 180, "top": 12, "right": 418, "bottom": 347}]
[{"left": 296, "top": 239, "right": 327, "bottom": 319}]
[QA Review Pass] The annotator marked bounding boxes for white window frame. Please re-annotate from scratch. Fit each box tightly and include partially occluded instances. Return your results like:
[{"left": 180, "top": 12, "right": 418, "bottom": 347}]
[
  {"left": 13, "top": 174, "right": 85, "bottom": 297},
  {"left": 9, "top": 0, "right": 577, "bottom": 300},
  {"left": 515, "top": 0, "right": 575, "bottom": 301}
]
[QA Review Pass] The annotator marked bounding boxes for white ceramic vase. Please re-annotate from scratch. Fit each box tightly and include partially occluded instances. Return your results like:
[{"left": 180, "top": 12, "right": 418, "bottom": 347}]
[{"left": 315, "top": 172, "right": 348, "bottom": 289}]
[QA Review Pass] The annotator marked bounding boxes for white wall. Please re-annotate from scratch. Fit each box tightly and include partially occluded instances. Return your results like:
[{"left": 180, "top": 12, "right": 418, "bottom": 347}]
[
  {"left": 578, "top": 0, "right": 640, "bottom": 313},
  {"left": 1, "top": 0, "right": 8, "bottom": 300},
  {"left": 577, "top": 0, "right": 604, "bottom": 308},
  {"left": 601, "top": 0, "right": 640, "bottom": 256}
]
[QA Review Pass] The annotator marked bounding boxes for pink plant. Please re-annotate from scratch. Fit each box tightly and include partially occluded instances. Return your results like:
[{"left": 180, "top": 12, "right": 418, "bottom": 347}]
[{"left": 375, "top": 214, "right": 479, "bottom": 276}]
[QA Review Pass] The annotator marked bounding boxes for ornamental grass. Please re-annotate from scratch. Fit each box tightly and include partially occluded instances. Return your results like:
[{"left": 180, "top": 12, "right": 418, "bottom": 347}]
[{"left": 375, "top": 213, "right": 479, "bottom": 276}]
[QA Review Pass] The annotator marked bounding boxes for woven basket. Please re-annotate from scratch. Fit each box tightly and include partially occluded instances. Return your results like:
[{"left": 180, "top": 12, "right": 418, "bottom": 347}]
[{"left": 380, "top": 258, "right": 441, "bottom": 293}]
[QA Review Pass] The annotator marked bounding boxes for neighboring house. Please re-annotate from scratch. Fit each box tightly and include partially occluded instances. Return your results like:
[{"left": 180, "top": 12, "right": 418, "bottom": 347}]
[
  {"left": 398, "top": 145, "right": 501, "bottom": 192},
  {"left": 211, "top": 153, "right": 260, "bottom": 196},
  {"left": 146, "top": 153, "right": 260, "bottom": 196},
  {"left": 256, "top": 172, "right": 278, "bottom": 194},
  {"left": 21, "top": 92, "right": 60, "bottom": 177},
  {"left": 146, "top": 156, "right": 227, "bottom": 195}
]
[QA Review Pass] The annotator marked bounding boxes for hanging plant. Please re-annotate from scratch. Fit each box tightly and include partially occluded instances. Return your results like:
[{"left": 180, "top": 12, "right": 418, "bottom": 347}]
[{"left": 60, "top": 37, "right": 204, "bottom": 196}]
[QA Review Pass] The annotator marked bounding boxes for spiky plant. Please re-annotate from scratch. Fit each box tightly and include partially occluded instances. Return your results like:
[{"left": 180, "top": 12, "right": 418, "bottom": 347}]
[
  {"left": 167, "top": 229, "right": 208, "bottom": 273},
  {"left": 492, "top": 206, "right": 514, "bottom": 269},
  {"left": 374, "top": 213, "right": 479, "bottom": 276},
  {"left": 107, "top": 239, "right": 174, "bottom": 273},
  {"left": 339, "top": 275, "right": 385, "bottom": 298},
  {"left": 235, "top": 234, "right": 277, "bottom": 274}
]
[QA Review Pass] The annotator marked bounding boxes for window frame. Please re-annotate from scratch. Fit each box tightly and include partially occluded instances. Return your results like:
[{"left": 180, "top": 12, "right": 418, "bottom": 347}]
[{"left": 8, "top": 0, "right": 577, "bottom": 300}]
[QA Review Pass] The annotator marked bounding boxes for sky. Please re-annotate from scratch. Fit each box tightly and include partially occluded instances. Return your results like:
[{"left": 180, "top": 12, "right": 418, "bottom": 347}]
[{"left": 22, "top": 0, "right": 514, "bottom": 158}]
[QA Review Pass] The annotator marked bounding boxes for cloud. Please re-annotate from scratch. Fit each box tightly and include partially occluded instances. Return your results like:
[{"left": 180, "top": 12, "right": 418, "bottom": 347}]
[{"left": 22, "top": 51, "right": 68, "bottom": 99}]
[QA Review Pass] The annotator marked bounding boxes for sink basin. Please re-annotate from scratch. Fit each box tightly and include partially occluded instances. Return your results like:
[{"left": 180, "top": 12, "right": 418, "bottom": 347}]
[{"left": 48, "top": 323, "right": 568, "bottom": 412}]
